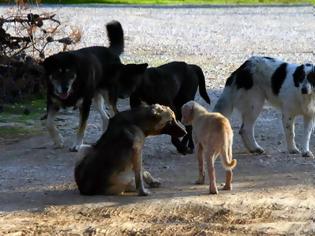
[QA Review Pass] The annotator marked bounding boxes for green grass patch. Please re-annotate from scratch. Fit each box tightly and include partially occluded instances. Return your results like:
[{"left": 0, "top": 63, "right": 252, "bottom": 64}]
[
  {"left": 0, "top": 126, "right": 41, "bottom": 139},
  {"left": 0, "top": 98, "right": 46, "bottom": 139},
  {"left": 29, "top": 0, "right": 315, "bottom": 5}
]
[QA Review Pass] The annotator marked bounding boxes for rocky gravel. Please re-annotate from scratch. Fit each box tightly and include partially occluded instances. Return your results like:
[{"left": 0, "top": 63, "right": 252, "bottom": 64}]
[{"left": 0, "top": 4, "right": 315, "bottom": 235}]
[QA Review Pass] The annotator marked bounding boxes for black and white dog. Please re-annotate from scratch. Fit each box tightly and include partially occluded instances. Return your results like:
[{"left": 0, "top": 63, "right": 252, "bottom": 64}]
[
  {"left": 42, "top": 21, "right": 147, "bottom": 151},
  {"left": 214, "top": 56, "right": 315, "bottom": 157}
]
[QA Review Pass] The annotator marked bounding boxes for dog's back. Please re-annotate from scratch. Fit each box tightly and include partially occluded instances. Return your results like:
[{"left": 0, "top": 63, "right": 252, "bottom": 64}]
[
  {"left": 213, "top": 56, "right": 313, "bottom": 117},
  {"left": 74, "top": 117, "right": 143, "bottom": 195},
  {"left": 132, "top": 61, "right": 210, "bottom": 108}
]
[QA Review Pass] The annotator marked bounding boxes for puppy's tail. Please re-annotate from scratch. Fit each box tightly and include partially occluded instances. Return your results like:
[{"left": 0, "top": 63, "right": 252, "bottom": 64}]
[
  {"left": 221, "top": 133, "right": 237, "bottom": 170},
  {"left": 191, "top": 65, "right": 211, "bottom": 104},
  {"left": 106, "top": 20, "right": 124, "bottom": 56},
  {"left": 213, "top": 75, "right": 235, "bottom": 118}
]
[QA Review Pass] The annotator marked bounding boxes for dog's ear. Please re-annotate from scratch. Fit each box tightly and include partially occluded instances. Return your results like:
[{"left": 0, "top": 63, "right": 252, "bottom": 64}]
[
  {"left": 181, "top": 102, "right": 194, "bottom": 125},
  {"left": 149, "top": 104, "right": 163, "bottom": 120},
  {"left": 293, "top": 65, "right": 305, "bottom": 87}
]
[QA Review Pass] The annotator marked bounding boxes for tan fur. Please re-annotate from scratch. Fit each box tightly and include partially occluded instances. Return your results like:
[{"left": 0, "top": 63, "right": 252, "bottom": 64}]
[{"left": 181, "top": 101, "right": 237, "bottom": 194}]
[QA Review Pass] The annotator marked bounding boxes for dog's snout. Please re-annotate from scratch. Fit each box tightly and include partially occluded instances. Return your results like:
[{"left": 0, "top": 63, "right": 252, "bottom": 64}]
[
  {"left": 301, "top": 87, "right": 308, "bottom": 94},
  {"left": 161, "top": 119, "right": 187, "bottom": 137}
]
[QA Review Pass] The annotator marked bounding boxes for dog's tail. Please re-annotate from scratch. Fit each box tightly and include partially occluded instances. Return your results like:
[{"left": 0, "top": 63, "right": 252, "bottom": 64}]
[
  {"left": 192, "top": 65, "right": 211, "bottom": 104},
  {"left": 221, "top": 135, "right": 237, "bottom": 170},
  {"left": 106, "top": 20, "right": 124, "bottom": 55},
  {"left": 212, "top": 75, "right": 235, "bottom": 118}
]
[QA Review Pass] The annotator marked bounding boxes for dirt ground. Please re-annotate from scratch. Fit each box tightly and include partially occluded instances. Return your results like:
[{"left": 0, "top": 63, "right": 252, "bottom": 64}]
[{"left": 1, "top": 4, "right": 315, "bottom": 236}]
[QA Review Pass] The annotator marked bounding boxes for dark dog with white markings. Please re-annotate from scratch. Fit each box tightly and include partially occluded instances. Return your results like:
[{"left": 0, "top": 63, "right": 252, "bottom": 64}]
[
  {"left": 74, "top": 104, "right": 187, "bottom": 196},
  {"left": 214, "top": 56, "right": 315, "bottom": 158},
  {"left": 42, "top": 21, "right": 148, "bottom": 151},
  {"left": 129, "top": 61, "right": 211, "bottom": 155}
]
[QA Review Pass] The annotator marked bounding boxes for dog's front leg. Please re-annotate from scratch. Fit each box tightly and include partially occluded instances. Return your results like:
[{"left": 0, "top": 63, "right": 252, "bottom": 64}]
[
  {"left": 302, "top": 115, "right": 314, "bottom": 158},
  {"left": 195, "top": 143, "right": 205, "bottom": 185},
  {"left": 94, "top": 94, "right": 110, "bottom": 131},
  {"left": 132, "top": 147, "right": 150, "bottom": 196},
  {"left": 70, "top": 99, "right": 91, "bottom": 152},
  {"left": 47, "top": 106, "right": 63, "bottom": 148},
  {"left": 282, "top": 114, "right": 300, "bottom": 154}
]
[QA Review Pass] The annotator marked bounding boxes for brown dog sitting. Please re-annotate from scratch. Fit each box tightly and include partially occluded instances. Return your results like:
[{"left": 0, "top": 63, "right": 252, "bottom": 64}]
[
  {"left": 181, "top": 101, "right": 237, "bottom": 194},
  {"left": 75, "top": 104, "right": 187, "bottom": 196}
]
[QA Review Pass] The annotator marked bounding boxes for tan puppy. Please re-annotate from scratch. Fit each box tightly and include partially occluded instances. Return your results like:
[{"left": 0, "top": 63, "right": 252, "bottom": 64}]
[{"left": 181, "top": 101, "right": 237, "bottom": 194}]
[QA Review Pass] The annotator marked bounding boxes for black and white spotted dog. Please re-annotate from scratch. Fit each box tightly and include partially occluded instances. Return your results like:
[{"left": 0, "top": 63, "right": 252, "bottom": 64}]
[{"left": 214, "top": 56, "right": 315, "bottom": 158}]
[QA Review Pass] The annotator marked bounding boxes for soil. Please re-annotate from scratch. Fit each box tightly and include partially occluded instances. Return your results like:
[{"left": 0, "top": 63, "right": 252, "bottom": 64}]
[{"left": 0, "top": 4, "right": 314, "bottom": 236}]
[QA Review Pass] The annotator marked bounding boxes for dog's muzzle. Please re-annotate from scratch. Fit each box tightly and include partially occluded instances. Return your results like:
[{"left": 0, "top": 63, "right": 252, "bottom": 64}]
[
  {"left": 56, "top": 91, "right": 71, "bottom": 100},
  {"left": 161, "top": 120, "right": 187, "bottom": 137},
  {"left": 301, "top": 87, "right": 309, "bottom": 95}
]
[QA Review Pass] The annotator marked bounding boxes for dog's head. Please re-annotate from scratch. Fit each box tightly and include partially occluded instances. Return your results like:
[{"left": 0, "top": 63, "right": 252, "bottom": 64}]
[
  {"left": 42, "top": 53, "right": 78, "bottom": 100},
  {"left": 294, "top": 64, "right": 315, "bottom": 95},
  {"left": 145, "top": 104, "right": 186, "bottom": 137},
  {"left": 116, "top": 63, "right": 148, "bottom": 99},
  {"left": 181, "top": 101, "right": 197, "bottom": 125}
]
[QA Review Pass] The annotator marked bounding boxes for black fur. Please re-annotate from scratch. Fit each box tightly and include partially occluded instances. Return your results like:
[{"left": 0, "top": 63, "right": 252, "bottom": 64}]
[
  {"left": 106, "top": 21, "right": 124, "bottom": 55},
  {"left": 225, "top": 75, "right": 234, "bottom": 87},
  {"left": 225, "top": 60, "right": 254, "bottom": 89},
  {"left": 128, "top": 61, "right": 211, "bottom": 155},
  {"left": 271, "top": 63, "right": 287, "bottom": 95},
  {"left": 293, "top": 65, "right": 305, "bottom": 87},
  {"left": 74, "top": 105, "right": 186, "bottom": 196},
  {"left": 42, "top": 20, "right": 148, "bottom": 151},
  {"left": 307, "top": 69, "right": 315, "bottom": 86},
  {"left": 263, "top": 56, "right": 276, "bottom": 62},
  {"left": 234, "top": 60, "right": 253, "bottom": 90}
]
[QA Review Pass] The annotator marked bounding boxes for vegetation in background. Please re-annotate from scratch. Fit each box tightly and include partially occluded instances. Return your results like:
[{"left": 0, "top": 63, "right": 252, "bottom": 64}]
[
  {"left": 0, "top": 98, "right": 45, "bottom": 139},
  {"left": 13, "top": 0, "right": 315, "bottom": 5}
]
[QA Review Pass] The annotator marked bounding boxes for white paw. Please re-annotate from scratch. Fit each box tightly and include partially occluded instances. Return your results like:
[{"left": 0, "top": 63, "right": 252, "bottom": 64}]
[
  {"left": 69, "top": 144, "right": 83, "bottom": 152},
  {"left": 302, "top": 151, "right": 314, "bottom": 159},
  {"left": 53, "top": 136, "right": 64, "bottom": 149},
  {"left": 250, "top": 147, "right": 265, "bottom": 154}
]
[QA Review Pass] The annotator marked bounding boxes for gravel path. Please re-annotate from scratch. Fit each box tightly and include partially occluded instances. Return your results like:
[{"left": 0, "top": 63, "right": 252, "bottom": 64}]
[{"left": 0, "top": 5, "right": 315, "bottom": 235}]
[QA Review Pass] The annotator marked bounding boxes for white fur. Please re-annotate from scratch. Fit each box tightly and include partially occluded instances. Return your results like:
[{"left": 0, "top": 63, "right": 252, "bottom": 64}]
[{"left": 214, "top": 56, "right": 315, "bottom": 158}]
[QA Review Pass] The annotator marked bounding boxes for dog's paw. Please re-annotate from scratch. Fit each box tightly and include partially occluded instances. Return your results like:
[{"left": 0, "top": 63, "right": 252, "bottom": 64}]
[
  {"left": 148, "top": 180, "right": 161, "bottom": 188},
  {"left": 53, "top": 141, "right": 64, "bottom": 149},
  {"left": 143, "top": 170, "right": 161, "bottom": 188},
  {"left": 52, "top": 135, "right": 64, "bottom": 149},
  {"left": 289, "top": 148, "right": 300, "bottom": 154},
  {"left": 209, "top": 188, "right": 218, "bottom": 195},
  {"left": 138, "top": 189, "right": 151, "bottom": 196},
  {"left": 222, "top": 184, "right": 232, "bottom": 191},
  {"left": 302, "top": 151, "right": 314, "bottom": 159},
  {"left": 194, "top": 176, "right": 205, "bottom": 185},
  {"left": 69, "top": 144, "right": 82, "bottom": 152},
  {"left": 176, "top": 146, "right": 193, "bottom": 155},
  {"left": 250, "top": 147, "right": 265, "bottom": 155}
]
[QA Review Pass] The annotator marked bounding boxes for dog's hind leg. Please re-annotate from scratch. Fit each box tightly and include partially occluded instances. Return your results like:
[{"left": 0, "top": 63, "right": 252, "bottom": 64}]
[
  {"left": 195, "top": 143, "right": 205, "bottom": 185},
  {"left": 94, "top": 94, "right": 110, "bottom": 131},
  {"left": 238, "top": 93, "right": 264, "bottom": 154},
  {"left": 70, "top": 99, "right": 92, "bottom": 152},
  {"left": 282, "top": 113, "right": 300, "bottom": 154},
  {"left": 222, "top": 143, "right": 233, "bottom": 191},
  {"left": 301, "top": 115, "right": 314, "bottom": 158},
  {"left": 206, "top": 150, "right": 218, "bottom": 194},
  {"left": 47, "top": 106, "right": 63, "bottom": 148}
]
